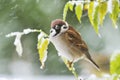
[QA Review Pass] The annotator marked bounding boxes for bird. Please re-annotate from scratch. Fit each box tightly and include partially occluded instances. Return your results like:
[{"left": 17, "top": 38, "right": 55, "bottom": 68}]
[{"left": 49, "top": 19, "right": 100, "bottom": 71}]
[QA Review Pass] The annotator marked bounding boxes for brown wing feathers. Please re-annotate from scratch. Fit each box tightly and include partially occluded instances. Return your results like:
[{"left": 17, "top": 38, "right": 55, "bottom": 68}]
[
  {"left": 65, "top": 26, "right": 100, "bottom": 70},
  {"left": 66, "top": 26, "right": 88, "bottom": 52}
]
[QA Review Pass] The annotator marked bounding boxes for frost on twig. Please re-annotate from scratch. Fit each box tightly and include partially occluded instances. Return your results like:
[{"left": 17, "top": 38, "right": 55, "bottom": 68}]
[
  {"left": 6, "top": 32, "right": 23, "bottom": 56},
  {"left": 13, "top": 32, "right": 23, "bottom": 56},
  {"left": 5, "top": 28, "right": 41, "bottom": 56},
  {"left": 6, "top": 28, "right": 50, "bottom": 69}
]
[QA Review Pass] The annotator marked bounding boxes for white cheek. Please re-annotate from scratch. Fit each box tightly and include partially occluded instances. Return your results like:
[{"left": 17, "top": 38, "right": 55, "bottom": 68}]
[
  {"left": 49, "top": 29, "right": 56, "bottom": 37},
  {"left": 61, "top": 28, "right": 68, "bottom": 33},
  {"left": 61, "top": 29, "right": 66, "bottom": 33}
]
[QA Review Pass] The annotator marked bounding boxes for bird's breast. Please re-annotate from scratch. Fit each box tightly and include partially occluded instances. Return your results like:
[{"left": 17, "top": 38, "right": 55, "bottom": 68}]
[{"left": 49, "top": 35, "right": 74, "bottom": 61}]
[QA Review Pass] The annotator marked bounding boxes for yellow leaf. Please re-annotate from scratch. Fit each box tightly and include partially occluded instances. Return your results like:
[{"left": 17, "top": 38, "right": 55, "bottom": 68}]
[
  {"left": 37, "top": 32, "right": 49, "bottom": 69},
  {"left": 93, "top": 5, "right": 99, "bottom": 34},
  {"left": 63, "top": 1, "right": 74, "bottom": 21},
  {"left": 119, "top": 4, "right": 120, "bottom": 12},
  {"left": 39, "top": 39, "right": 49, "bottom": 61},
  {"left": 110, "top": 51, "right": 120, "bottom": 74},
  {"left": 110, "top": 0, "right": 119, "bottom": 28},
  {"left": 88, "top": 1, "right": 99, "bottom": 34},
  {"left": 68, "top": 1, "right": 74, "bottom": 11},
  {"left": 84, "top": 3, "right": 89, "bottom": 11},
  {"left": 99, "top": 2, "right": 107, "bottom": 25},
  {"left": 88, "top": 1, "right": 94, "bottom": 26},
  {"left": 75, "top": 3, "right": 83, "bottom": 23},
  {"left": 63, "top": 2, "right": 69, "bottom": 21}
]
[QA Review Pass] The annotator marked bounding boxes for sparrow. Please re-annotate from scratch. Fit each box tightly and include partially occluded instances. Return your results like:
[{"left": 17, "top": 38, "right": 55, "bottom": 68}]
[{"left": 49, "top": 19, "right": 100, "bottom": 70}]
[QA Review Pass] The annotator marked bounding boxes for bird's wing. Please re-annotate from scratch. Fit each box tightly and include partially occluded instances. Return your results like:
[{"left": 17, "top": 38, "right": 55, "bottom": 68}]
[
  {"left": 65, "top": 26, "right": 89, "bottom": 54},
  {"left": 64, "top": 26, "right": 100, "bottom": 70}
]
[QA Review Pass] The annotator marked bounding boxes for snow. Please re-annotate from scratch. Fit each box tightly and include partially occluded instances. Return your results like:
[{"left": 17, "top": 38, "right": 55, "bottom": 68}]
[{"left": 0, "top": 76, "right": 74, "bottom": 80}]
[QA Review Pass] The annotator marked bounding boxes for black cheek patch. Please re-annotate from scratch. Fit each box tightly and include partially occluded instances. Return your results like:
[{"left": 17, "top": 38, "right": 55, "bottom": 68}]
[{"left": 53, "top": 26, "right": 61, "bottom": 36}]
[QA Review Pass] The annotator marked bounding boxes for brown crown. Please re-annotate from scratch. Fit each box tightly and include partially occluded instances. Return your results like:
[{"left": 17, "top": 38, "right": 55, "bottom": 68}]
[{"left": 51, "top": 19, "right": 66, "bottom": 28}]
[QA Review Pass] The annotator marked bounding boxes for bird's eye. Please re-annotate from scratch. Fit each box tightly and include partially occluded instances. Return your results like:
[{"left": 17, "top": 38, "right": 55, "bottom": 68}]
[
  {"left": 55, "top": 25, "right": 59, "bottom": 29},
  {"left": 63, "top": 26, "right": 67, "bottom": 29}
]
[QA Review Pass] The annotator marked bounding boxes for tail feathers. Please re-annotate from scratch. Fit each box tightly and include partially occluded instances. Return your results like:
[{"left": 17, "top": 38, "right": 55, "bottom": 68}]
[{"left": 85, "top": 57, "right": 100, "bottom": 71}]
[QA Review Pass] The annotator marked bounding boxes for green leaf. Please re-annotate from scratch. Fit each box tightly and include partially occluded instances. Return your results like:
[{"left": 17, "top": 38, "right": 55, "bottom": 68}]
[
  {"left": 88, "top": 2, "right": 94, "bottom": 25},
  {"left": 63, "top": 1, "right": 74, "bottom": 21},
  {"left": 93, "top": 5, "right": 99, "bottom": 34},
  {"left": 88, "top": 1, "right": 99, "bottom": 34},
  {"left": 37, "top": 31, "right": 49, "bottom": 69},
  {"left": 68, "top": 1, "right": 74, "bottom": 11},
  {"left": 119, "top": 4, "right": 120, "bottom": 12},
  {"left": 61, "top": 57, "right": 78, "bottom": 80},
  {"left": 99, "top": 2, "right": 107, "bottom": 25},
  {"left": 110, "top": 0, "right": 119, "bottom": 28},
  {"left": 63, "top": 2, "right": 69, "bottom": 21},
  {"left": 110, "top": 51, "right": 120, "bottom": 74},
  {"left": 75, "top": 3, "right": 83, "bottom": 23}
]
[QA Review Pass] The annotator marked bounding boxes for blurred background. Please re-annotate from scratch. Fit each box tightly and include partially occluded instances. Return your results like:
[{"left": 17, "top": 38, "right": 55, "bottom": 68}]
[{"left": 0, "top": 0, "right": 120, "bottom": 80}]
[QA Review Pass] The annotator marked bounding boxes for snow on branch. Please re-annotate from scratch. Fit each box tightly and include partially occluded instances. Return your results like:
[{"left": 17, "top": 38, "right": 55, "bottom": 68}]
[
  {"left": 6, "top": 28, "right": 50, "bottom": 70},
  {"left": 6, "top": 28, "right": 41, "bottom": 56}
]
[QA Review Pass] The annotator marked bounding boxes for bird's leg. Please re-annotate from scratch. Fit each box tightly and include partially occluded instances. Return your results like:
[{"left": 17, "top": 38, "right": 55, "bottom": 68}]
[
  {"left": 61, "top": 57, "right": 79, "bottom": 80},
  {"left": 67, "top": 61, "right": 79, "bottom": 80},
  {"left": 67, "top": 60, "right": 73, "bottom": 69}
]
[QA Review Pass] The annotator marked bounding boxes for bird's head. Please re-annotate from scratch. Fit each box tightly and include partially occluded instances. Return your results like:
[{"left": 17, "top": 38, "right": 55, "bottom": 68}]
[{"left": 50, "top": 19, "right": 69, "bottom": 37}]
